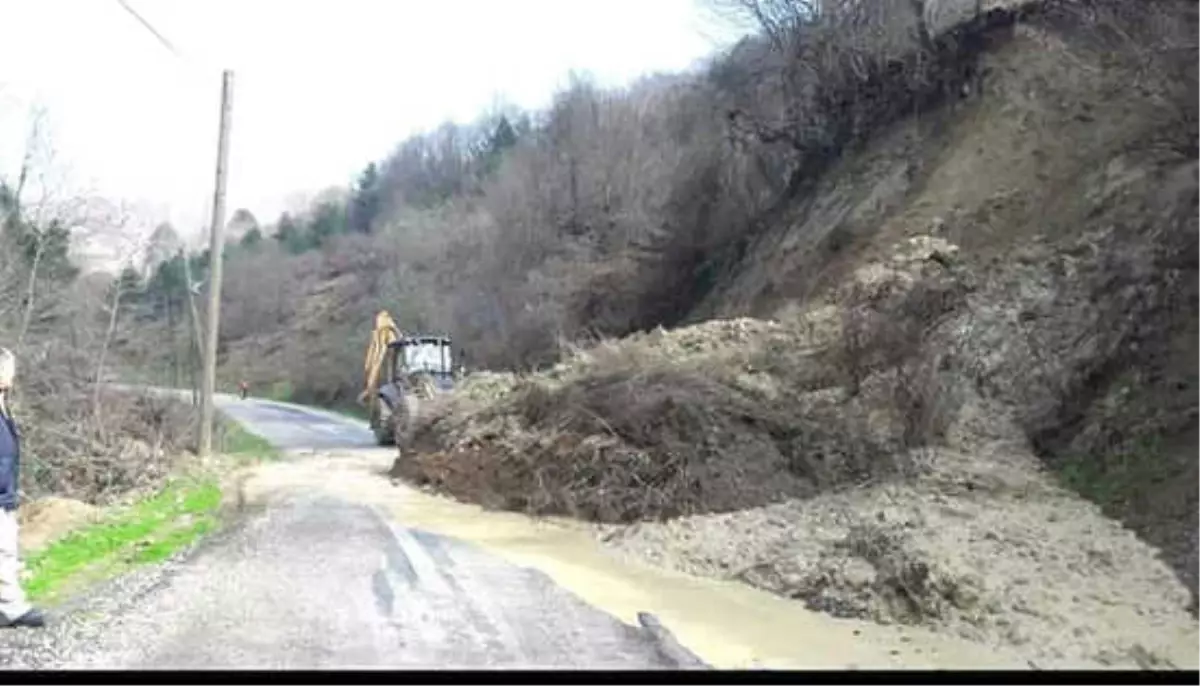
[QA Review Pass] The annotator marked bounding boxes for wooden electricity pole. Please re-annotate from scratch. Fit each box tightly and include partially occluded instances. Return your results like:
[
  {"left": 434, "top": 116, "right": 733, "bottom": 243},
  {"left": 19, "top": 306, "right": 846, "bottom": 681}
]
[{"left": 199, "top": 70, "right": 234, "bottom": 457}]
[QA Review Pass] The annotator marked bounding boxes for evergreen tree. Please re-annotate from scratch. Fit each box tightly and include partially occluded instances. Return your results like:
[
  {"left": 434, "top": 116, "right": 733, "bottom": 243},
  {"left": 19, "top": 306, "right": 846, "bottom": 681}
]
[
  {"left": 146, "top": 254, "right": 187, "bottom": 316},
  {"left": 273, "top": 212, "right": 310, "bottom": 254},
  {"left": 475, "top": 115, "right": 520, "bottom": 177},
  {"left": 145, "top": 222, "right": 182, "bottom": 271},
  {"left": 0, "top": 181, "right": 16, "bottom": 231},
  {"left": 349, "top": 163, "right": 382, "bottom": 234},
  {"left": 116, "top": 265, "right": 144, "bottom": 298},
  {"left": 307, "top": 201, "right": 345, "bottom": 247},
  {"left": 240, "top": 226, "right": 264, "bottom": 249},
  {"left": 491, "top": 116, "right": 518, "bottom": 151},
  {"left": 190, "top": 250, "right": 210, "bottom": 280},
  {"left": 14, "top": 219, "right": 78, "bottom": 283}
]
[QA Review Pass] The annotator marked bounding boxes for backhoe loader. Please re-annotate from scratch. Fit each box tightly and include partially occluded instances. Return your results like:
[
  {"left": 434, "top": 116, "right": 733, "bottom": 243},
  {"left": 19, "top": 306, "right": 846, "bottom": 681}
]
[{"left": 360, "top": 310, "right": 456, "bottom": 446}]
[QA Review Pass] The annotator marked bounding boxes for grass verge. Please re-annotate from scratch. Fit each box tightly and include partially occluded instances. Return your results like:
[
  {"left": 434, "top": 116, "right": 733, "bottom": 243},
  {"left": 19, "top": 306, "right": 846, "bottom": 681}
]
[
  {"left": 216, "top": 415, "right": 280, "bottom": 465},
  {"left": 262, "top": 380, "right": 295, "bottom": 403},
  {"left": 259, "top": 383, "right": 369, "bottom": 422},
  {"left": 22, "top": 414, "right": 280, "bottom": 605},
  {"left": 22, "top": 478, "right": 222, "bottom": 604},
  {"left": 326, "top": 404, "right": 370, "bottom": 422}
]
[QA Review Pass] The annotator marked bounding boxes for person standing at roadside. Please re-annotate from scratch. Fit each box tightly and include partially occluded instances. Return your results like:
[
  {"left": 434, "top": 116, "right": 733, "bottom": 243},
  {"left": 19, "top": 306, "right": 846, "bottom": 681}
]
[{"left": 0, "top": 347, "right": 46, "bottom": 628}]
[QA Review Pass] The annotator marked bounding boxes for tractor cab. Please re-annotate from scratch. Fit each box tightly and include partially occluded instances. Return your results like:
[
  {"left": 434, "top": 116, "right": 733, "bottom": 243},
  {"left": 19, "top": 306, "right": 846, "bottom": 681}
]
[{"left": 387, "top": 335, "right": 455, "bottom": 392}]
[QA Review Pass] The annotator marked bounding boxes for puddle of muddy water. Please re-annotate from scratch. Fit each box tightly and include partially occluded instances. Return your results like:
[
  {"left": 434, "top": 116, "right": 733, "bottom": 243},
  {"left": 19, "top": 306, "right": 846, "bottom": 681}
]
[{"left": 238, "top": 451, "right": 1050, "bottom": 670}]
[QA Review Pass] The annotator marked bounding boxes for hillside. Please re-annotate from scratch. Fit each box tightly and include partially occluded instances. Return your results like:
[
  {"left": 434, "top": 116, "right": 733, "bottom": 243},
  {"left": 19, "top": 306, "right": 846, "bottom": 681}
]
[{"left": 121, "top": 0, "right": 1197, "bottom": 668}]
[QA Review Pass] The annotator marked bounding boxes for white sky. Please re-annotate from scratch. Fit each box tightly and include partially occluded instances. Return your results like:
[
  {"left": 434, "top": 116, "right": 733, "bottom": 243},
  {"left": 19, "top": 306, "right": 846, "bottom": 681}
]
[{"left": 0, "top": 0, "right": 739, "bottom": 249}]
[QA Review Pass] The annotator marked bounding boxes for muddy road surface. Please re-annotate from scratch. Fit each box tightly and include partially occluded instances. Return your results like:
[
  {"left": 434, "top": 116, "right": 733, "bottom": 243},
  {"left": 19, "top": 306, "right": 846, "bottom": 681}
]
[{"left": 0, "top": 395, "right": 697, "bottom": 670}]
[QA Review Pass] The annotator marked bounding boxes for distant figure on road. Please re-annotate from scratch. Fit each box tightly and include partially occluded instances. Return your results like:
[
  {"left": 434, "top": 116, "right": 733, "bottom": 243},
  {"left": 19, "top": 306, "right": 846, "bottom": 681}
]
[
  {"left": 0, "top": 347, "right": 46, "bottom": 629},
  {"left": 239, "top": 380, "right": 249, "bottom": 400}
]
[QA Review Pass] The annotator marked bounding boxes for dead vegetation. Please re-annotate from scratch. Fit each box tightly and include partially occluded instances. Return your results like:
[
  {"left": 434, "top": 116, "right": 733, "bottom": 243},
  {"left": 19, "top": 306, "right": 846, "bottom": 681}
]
[
  {"left": 3, "top": 306, "right": 200, "bottom": 506},
  {"left": 396, "top": 236, "right": 972, "bottom": 521},
  {"left": 16, "top": 362, "right": 196, "bottom": 505},
  {"left": 1, "top": 129, "right": 199, "bottom": 507}
]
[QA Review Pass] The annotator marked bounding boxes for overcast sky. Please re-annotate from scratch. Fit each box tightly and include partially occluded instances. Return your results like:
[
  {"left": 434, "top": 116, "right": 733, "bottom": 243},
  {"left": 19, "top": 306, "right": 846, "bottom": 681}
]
[{"left": 0, "top": 0, "right": 738, "bottom": 248}]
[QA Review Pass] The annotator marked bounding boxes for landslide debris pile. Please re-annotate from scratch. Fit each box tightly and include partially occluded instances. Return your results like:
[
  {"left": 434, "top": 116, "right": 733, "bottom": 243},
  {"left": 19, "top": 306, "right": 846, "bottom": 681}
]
[
  {"left": 603, "top": 463, "right": 1195, "bottom": 668},
  {"left": 400, "top": 235, "right": 966, "bottom": 524},
  {"left": 402, "top": 316, "right": 829, "bottom": 520},
  {"left": 400, "top": 280, "right": 906, "bottom": 521}
]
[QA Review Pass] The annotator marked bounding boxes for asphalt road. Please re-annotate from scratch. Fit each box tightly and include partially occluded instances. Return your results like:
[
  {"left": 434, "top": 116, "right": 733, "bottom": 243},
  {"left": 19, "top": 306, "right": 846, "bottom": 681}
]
[
  {"left": 2, "top": 394, "right": 704, "bottom": 670},
  {"left": 216, "top": 394, "right": 380, "bottom": 451}
]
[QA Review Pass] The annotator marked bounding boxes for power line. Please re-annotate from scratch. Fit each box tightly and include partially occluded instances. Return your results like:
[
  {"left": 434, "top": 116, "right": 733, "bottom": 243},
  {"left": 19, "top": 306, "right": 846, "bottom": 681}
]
[
  {"left": 112, "top": 0, "right": 210, "bottom": 231},
  {"left": 115, "top": 0, "right": 182, "bottom": 59},
  {"left": 114, "top": 1, "right": 236, "bottom": 458}
]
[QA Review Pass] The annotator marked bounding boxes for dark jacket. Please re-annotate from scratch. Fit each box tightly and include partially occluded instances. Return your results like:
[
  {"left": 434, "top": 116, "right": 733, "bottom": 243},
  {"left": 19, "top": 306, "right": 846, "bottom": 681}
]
[{"left": 0, "top": 403, "right": 18, "bottom": 511}]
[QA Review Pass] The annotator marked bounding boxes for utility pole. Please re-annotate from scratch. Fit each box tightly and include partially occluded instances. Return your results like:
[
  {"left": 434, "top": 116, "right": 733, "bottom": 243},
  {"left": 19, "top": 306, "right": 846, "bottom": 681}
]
[{"left": 199, "top": 70, "right": 234, "bottom": 457}]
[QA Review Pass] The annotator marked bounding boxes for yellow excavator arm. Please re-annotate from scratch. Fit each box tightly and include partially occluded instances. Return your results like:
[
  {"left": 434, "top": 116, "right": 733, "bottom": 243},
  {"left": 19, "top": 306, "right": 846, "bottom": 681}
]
[{"left": 359, "top": 310, "right": 400, "bottom": 406}]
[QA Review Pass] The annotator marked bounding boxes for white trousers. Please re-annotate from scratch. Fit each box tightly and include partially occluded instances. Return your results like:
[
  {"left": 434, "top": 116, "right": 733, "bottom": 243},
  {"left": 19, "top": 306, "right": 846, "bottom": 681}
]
[{"left": 0, "top": 508, "right": 30, "bottom": 620}]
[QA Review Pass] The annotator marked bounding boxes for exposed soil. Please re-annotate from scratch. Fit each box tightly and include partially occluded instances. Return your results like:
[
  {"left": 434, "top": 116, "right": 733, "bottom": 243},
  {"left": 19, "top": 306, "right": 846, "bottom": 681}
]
[{"left": 17, "top": 497, "right": 101, "bottom": 552}]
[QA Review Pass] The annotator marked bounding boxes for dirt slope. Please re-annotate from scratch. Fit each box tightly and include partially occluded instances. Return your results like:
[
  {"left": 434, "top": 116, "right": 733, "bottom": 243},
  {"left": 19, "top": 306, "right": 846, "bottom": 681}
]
[{"left": 689, "top": 1, "right": 1199, "bottom": 606}]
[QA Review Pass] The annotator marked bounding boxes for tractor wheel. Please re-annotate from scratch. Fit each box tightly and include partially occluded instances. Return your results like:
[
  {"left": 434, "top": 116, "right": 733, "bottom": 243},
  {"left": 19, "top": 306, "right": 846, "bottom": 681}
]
[{"left": 372, "top": 403, "right": 396, "bottom": 446}]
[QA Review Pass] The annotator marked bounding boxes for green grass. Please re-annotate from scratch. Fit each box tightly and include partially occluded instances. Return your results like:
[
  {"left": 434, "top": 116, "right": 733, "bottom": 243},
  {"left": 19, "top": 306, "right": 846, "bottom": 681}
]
[
  {"left": 327, "top": 403, "right": 370, "bottom": 421},
  {"left": 217, "top": 416, "right": 280, "bottom": 464},
  {"left": 23, "top": 478, "right": 222, "bottom": 604},
  {"left": 262, "top": 380, "right": 295, "bottom": 403}
]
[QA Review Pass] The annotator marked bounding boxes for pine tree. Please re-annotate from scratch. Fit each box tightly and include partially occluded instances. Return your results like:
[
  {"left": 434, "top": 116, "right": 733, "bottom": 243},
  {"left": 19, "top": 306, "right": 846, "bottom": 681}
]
[
  {"left": 349, "top": 163, "right": 382, "bottom": 234},
  {"left": 240, "top": 226, "right": 264, "bottom": 249},
  {"left": 308, "top": 201, "right": 345, "bottom": 246},
  {"left": 273, "top": 212, "right": 310, "bottom": 254},
  {"left": 477, "top": 115, "right": 520, "bottom": 176}
]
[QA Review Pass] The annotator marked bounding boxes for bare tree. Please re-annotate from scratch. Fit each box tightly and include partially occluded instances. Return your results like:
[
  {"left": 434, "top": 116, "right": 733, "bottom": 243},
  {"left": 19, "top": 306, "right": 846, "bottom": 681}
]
[
  {"left": 80, "top": 203, "right": 150, "bottom": 422},
  {"left": 2, "top": 110, "right": 121, "bottom": 352},
  {"left": 705, "top": 0, "right": 959, "bottom": 194},
  {"left": 0, "top": 105, "right": 48, "bottom": 231},
  {"left": 14, "top": 195, "right": 97, "bottom": 348}
]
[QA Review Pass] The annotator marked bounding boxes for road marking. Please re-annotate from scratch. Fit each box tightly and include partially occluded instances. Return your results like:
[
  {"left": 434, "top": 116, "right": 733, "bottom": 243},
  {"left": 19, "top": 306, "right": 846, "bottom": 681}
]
[
  {"left": 375, "top": 507, "right": 453, "bottom": 596},
  {"left": 372, "top": 567, "right": 396, "bottom": 617}
]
